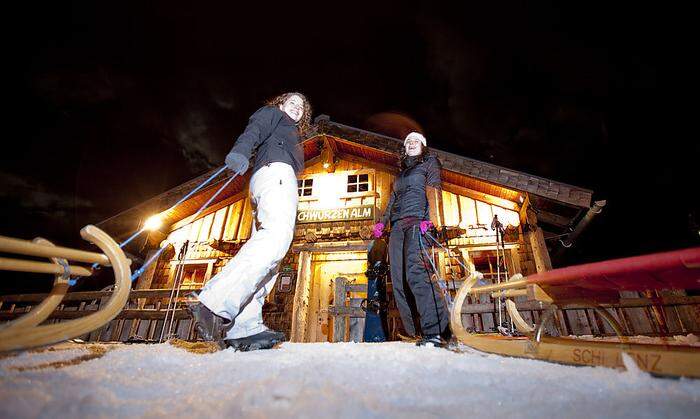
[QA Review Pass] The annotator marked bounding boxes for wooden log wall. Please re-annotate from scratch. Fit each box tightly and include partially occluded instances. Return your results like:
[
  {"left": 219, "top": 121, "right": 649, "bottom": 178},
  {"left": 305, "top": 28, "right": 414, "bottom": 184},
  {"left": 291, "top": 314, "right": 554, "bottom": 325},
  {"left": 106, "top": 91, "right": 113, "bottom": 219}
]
[{"left": 0, "top": 289, "right": 203, "bottom": 342}]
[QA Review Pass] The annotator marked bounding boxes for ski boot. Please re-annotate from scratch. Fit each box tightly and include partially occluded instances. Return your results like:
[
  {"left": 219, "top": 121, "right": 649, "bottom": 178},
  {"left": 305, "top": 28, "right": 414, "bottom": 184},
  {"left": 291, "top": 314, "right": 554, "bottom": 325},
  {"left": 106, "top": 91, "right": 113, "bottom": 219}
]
[
  {"left": 225, "top": 329, "right": 286, "bottom": 352},
  {"left": 416, "top": 334, "right": 447, "bottom": 348},
  {"left": 184, "top": 294, "right": 231, "bottom": 343}
]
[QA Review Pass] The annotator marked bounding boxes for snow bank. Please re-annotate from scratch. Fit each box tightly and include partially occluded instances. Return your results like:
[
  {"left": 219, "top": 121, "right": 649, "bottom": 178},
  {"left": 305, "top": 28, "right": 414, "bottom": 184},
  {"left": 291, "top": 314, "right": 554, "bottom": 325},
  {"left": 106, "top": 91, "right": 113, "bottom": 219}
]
[{"left": 1, "top": 342, "right": 698, "bottom": 418}]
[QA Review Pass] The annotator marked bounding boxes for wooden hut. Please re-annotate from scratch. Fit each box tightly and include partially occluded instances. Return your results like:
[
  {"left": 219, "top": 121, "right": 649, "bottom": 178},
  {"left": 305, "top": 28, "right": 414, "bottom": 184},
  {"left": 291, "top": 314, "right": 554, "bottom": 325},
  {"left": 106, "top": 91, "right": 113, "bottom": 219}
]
[
  {"left": 5, "top": 116, "right": 694, "bottom": 343},
  {"left": 93, "top": 115, "right": 612, "bottom": 342}
]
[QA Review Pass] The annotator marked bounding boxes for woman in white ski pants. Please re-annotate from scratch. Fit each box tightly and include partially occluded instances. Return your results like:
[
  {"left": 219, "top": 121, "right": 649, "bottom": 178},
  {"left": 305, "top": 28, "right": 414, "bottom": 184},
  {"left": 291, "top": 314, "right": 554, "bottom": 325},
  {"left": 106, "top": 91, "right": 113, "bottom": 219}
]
[{"left": 189, "top": 92, "right": 311, "bottom": 350}]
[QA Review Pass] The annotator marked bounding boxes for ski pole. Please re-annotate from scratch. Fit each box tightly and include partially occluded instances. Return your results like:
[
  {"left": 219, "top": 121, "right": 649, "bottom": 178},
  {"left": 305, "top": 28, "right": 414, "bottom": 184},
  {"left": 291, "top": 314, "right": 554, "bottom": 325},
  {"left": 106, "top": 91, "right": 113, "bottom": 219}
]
[{"left": 131, "top": 171, "right": 238, "bottom": 282}]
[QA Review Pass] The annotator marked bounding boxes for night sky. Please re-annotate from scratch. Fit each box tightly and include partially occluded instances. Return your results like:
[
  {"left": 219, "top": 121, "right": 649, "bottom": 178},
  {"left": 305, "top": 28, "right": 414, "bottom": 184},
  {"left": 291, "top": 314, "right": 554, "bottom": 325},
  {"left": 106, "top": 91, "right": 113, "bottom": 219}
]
[{"left": 2, "top": 2, "right": 697, "bottom": 285}]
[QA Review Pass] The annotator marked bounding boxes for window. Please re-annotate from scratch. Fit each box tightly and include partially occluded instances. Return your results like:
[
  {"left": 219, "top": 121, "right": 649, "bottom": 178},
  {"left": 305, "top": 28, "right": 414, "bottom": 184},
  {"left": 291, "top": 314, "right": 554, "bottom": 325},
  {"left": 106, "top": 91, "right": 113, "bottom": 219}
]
[
  {"left": 164, "top": 260, "right": 215, "bottom": 291},
  {"left": 181, "top": 264, "right": 208, "bottom": 287},
  {"left": 298, "top": 178, "right": 313, "bottom": 197},
  {"left": 347, "top": 174, "right": 369, "bottom": 193}
]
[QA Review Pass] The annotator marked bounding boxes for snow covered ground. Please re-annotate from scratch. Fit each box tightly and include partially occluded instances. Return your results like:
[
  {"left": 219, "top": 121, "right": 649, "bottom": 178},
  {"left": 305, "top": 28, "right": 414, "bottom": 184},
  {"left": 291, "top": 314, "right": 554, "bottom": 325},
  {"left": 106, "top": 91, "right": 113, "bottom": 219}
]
[{"left": 1, "top": 341, "right": 699, "bottom": 418}]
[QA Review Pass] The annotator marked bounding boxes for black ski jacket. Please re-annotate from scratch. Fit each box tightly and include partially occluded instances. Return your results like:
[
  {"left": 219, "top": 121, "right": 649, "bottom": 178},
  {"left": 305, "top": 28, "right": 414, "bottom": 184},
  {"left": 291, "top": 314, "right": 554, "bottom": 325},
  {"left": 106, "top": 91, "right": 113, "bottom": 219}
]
[
  {"left": 228, "top": 105, "right": 304, "bottom": 174},
  {"left": 380, "top": 154, "right": 442, "bottom": 225}
]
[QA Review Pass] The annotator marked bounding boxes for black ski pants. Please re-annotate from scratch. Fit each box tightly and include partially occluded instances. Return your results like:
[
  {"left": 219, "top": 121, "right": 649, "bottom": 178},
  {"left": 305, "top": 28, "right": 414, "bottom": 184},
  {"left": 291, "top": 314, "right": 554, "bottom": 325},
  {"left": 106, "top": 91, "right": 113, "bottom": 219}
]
[{"left": 388, "top": 218, "right": 449, "bottom": 336}]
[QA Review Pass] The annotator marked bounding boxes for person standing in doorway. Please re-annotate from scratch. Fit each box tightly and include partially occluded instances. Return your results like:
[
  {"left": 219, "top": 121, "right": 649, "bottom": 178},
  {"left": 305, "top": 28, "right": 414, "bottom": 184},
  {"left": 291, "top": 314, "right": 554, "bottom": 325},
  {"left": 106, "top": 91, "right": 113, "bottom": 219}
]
[
  {"left": 187, "top": 92, "right": 311, "bottom": 351},
  {"left": 373, "top": 132, "right": 450, "bottom": 347}
]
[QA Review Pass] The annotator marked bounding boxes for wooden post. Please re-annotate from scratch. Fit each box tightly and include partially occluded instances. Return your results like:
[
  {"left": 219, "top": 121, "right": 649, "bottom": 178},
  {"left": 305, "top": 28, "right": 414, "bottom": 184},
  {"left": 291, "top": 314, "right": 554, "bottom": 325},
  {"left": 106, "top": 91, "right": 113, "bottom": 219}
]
[
  {"left": 508, "top": 248, "right": 522, "bottom": 276},
  {"left": 135, "top": 249, "right": 161, "bottom": 300},
  {"left": 459, "top": 249, "right": 475, "bottom": 275},
  {"left": 526, "top": 210, "right": 552, "bottom": 273},
  {"left": 290, "top": 251, "right": 312, "bottom": 342},
  {"left": 128, "top": 248, "right": 161, "bottom": 338},
  {"left": 333, "top": 276, "right": 348, "bottom": 342}
]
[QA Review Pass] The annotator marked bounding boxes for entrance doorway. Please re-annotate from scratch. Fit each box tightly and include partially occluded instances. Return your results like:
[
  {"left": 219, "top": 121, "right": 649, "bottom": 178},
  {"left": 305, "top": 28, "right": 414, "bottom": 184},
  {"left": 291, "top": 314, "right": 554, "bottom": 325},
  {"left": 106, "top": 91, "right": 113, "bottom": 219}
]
[{"left": 302, "top": 251, "right": 367, "bottom": 342}]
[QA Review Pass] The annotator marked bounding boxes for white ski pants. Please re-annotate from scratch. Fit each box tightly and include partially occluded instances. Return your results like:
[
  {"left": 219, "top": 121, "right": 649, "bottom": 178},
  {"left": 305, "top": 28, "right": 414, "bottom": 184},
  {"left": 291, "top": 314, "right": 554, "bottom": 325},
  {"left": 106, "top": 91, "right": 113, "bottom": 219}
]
[{"left": 197, "top": 162, "right": 298, "bottom": 339}]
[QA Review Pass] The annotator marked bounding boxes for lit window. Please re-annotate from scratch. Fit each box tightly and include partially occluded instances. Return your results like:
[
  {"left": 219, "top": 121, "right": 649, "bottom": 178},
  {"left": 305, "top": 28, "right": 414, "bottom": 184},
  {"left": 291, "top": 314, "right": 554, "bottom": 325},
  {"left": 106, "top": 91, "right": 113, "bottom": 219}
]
[
  {"left": 182, "top": 264, "right": 208, "bottom": 286},
  {"left": 347, "top": 174, "right": 369, "bottom": 193},
  {"left": 298, "top": 178, "right": 313, "bottom": 197}
]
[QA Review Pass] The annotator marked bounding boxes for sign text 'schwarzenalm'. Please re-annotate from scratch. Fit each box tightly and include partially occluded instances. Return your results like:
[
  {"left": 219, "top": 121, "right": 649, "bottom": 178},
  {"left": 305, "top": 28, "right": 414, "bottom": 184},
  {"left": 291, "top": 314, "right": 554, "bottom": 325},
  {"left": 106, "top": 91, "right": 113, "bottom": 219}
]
[{"left": 297, "top": 205, "right": 374, "bottom": 224}]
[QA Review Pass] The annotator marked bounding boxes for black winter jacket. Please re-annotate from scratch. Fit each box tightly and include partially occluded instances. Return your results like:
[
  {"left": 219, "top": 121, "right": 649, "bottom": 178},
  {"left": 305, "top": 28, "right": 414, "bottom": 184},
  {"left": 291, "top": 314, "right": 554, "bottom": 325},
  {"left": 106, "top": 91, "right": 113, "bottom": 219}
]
[
  {"left": 380, "top": 154, "right": 442, "bottom": 225},
  {"left": 228, "top": 106, "right": 304, "bottom": 174}
]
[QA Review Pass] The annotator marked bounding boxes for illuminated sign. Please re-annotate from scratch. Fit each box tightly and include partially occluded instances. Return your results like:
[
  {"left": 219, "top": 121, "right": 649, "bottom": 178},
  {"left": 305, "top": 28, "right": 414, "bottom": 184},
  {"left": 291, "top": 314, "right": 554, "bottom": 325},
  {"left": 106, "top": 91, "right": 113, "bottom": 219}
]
[{"left": 297, "top": 205, "right": 374, "bottom": 224}]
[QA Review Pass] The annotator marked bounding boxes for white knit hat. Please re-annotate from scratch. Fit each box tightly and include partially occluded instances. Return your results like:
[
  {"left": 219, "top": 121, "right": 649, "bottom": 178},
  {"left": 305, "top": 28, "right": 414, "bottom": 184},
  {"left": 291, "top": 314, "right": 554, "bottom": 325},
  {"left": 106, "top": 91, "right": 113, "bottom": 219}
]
[{"left": 404, "top": 132, "right": 427, "bottom": 147}]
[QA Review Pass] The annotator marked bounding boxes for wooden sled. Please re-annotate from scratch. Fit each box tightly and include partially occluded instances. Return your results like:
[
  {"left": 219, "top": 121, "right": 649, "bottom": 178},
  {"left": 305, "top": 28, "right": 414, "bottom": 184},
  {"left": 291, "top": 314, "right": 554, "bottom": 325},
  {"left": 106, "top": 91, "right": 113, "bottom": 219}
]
[
  {"left": 0, "top": 225, "right": 131, "bottom": 352},
  {"left": 450, "top": 247, "right": 700, "bottom": 377}
]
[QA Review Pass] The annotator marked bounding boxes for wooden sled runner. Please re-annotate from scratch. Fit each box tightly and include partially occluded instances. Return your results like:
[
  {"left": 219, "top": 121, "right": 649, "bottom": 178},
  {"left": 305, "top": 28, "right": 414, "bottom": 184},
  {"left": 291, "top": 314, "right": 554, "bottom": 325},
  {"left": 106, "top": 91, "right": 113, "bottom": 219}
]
[
  {"left": 450, "top": 247, "right": 700, "bottom": 377},
  {"left": 0, "top": 225, "right": 131, "bottom": 352}
]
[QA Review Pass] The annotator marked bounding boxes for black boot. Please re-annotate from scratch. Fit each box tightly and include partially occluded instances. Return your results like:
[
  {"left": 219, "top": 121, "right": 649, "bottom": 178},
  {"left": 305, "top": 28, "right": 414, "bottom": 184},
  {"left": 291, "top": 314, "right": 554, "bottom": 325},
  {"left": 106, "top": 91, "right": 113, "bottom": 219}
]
[
  {"left": 225, "top": 330, "right": 286, "bottom": 351},
  {"left": 184, "top": 295, "right": 231, "bottom": 342},
  {"left": 416, "top": 334, "right": 446, "bottom": 348}
]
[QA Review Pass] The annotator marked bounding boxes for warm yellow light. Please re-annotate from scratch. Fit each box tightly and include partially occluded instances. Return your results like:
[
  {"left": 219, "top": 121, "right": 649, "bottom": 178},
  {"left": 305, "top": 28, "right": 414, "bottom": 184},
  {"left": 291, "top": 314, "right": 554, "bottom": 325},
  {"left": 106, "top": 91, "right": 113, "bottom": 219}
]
[
  {"left": 144, "top": 214, "right": 163, "bottom": 231},
  {"left": 320, "top": 144, "right": 335, "bottom": 172},
  {"left": 316, "top": 174, "right": 344, "bottom": 209}
]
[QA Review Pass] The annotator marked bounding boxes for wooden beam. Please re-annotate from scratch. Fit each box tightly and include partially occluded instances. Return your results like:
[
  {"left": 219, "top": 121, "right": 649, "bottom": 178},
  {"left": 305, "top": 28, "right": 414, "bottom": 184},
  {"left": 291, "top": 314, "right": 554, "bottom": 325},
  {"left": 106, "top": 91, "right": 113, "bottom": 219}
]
[
  {"left": 442, "top": 183, "right": 519, "bottom": 212},
  {"left": 291, "top": 241, "right": 371, "bottom": 253},
  {"left": 444, "top": 243, "right": 519, "bottom": 251},
  {"left": 336, "top": 152, "right": 399, "bottom": 175},
  {"left": 458, "top": 296, "right": 700, "bottom": 314},
  {"left": 536, "top": 209, "right": 572, "bottom": 228},
  {"left": 133, "top": 249, "right": 160, "bottom": 293},
  {"left": 519, "top": 193, "right": 530, "bottom": 226},
  {"left": 529, "top": 227, "right": 553, "bottom": 273},
  {"left": 0, "top": 309, "right": 192, "bottom": 321},
  {"left": 0, "top": 288, "right": 204, "bottom": 303},
  {"left": 526, "top": 211, "right": 553, "bottom": 272},
  {"left": 168, "top": 190, "right": 248, "bottom": 232},
  {"left": 290, "top": 251, "right": 312, "bottom": 342},
  {"left": 303, "top": 155, "right": 322, "bottom": 169}
]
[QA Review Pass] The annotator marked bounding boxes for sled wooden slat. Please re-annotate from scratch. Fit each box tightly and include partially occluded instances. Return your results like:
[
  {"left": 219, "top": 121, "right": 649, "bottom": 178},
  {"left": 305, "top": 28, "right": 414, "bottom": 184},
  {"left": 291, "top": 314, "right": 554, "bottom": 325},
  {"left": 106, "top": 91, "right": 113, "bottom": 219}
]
[
  {"left": 0, "top": 258, "right": 93, "bottom": 277},
  {"left": 0, "top": 235, "right": 111, "bottom": 266},
  {"left": 0, "top": 225, "right": 132, "bottom": 352},
  {"left": 0, "top": 238, "right": 71, "bottom": 333},
  {"left": 450, "top": 248, "right": 700, "bottom": 378}
]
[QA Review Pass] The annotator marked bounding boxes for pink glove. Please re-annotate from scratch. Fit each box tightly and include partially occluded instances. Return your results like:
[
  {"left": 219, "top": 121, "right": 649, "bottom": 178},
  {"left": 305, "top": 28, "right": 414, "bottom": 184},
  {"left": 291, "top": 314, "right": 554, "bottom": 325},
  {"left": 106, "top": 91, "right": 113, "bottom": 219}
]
[
  {"left": 372, "top": 222, "right": 385, "bottom": 238},
  {"left": 419, "top": 220, "right": 433, "bottom": 234}
]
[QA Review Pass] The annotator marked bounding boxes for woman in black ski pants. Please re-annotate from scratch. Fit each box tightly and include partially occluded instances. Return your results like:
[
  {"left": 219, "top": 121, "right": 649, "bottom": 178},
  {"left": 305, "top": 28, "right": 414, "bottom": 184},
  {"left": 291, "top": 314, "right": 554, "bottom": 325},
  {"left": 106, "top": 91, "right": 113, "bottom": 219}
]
[{"left": 373, "top": 132, "right": 450, "bottom": 346}]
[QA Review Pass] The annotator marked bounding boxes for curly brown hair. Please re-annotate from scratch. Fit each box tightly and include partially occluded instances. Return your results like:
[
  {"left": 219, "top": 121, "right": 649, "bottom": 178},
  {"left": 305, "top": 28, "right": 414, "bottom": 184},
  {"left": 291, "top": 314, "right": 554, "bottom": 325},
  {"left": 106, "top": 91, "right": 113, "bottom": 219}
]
[{"left": 266, "top": 92, "right": 312, "bottom": 136}]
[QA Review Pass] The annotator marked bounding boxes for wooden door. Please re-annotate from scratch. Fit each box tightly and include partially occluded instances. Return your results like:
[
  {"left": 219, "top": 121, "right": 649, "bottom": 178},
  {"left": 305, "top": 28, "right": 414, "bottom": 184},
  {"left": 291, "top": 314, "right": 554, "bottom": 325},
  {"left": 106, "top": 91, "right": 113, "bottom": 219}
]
[{"left": 305, "top": 252, "right": 367, "bottom": 342}]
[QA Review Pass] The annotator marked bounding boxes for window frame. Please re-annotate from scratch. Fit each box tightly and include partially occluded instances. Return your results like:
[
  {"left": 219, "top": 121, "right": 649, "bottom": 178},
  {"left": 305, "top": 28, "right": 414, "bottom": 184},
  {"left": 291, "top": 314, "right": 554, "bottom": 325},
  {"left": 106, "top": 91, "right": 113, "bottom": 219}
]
[
  {"left": 297, "top": 177, "right": 314, "bottom": 198},
  {"left": 166, "top": 259, "right": 216, "bottom": 289},
  {"left": 342, "top": 169, "right": 374, "bottom": 198}
]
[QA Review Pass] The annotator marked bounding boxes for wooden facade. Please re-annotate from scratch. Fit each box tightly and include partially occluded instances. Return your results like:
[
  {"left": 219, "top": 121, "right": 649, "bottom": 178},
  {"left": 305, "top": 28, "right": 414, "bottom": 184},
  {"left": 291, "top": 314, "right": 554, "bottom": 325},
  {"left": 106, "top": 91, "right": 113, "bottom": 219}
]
[
  {"left": 93, "top": 119, "right": 620, "bottom": 342},
  {"left": 3, "top": 117, "right": 697, "bottom": 342}
]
